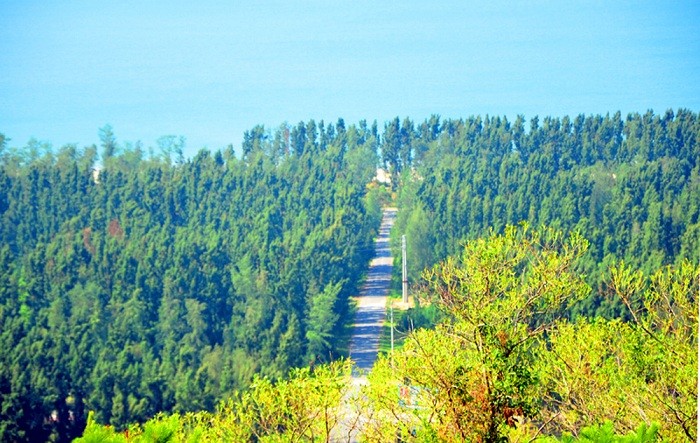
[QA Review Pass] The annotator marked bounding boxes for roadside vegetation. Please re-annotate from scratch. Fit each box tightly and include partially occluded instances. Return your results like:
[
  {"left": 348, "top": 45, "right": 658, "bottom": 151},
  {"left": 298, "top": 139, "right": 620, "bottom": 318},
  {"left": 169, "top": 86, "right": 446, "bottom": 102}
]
[
  {"left": 0, "top": 121, "right": 382, "bottom": 441},
  {"left": 1, "top": 109, "right": 698, "bottom": 441},
  {"left": 78, "top": 226, "right": 697, "bottom": 442}
]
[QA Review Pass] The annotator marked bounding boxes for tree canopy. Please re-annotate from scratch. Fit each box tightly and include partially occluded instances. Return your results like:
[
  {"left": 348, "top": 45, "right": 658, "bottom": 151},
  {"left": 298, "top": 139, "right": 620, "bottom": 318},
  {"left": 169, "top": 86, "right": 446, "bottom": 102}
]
[
  {"left": 75, "top": 226, "right": 697, "bottom": 442},
  {"left": 0, "top": 120, "right": 381, "bottom": 441},
  {"left": 2, "top": 109, "right": 698, "bottom": 441},
  {"left": 390, "top": 110, "right": 700, "bottom": 317}
]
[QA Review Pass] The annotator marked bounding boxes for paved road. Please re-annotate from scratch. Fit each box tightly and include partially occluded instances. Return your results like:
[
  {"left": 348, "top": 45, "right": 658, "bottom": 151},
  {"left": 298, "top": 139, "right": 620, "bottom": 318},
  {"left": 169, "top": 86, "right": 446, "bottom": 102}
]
[
  {"left": 348, "top": 207, "right": 396, "bottom": 372},
  {"left": 332, "top": 208, "right": 396, "bottom": 443}
]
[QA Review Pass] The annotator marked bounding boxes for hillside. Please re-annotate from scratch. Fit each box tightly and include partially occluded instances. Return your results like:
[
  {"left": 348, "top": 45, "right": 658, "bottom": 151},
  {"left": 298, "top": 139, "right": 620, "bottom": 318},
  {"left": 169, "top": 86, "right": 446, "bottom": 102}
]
[
  {"left": 389, "top": 110, "right": 699, "bottom": 316},
  {"left": 1, "top": 109, "right": 698, "bottom": 442},
  {"left": 75, "top": 227, "right": 698, "bottom": 442},
  {"left": 0, "top": 121, "right": 382, "bottom": 441}
]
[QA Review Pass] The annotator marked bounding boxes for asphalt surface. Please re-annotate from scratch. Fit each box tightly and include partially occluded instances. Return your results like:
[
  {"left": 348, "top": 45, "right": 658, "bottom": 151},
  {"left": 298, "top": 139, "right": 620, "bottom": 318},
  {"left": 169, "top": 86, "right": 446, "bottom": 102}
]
[
  {"left": 331, "top": 208, "right": 396, "bottom": 442},
  {"left": 348, "top": 207, "right": 396, "bottom": 372}
]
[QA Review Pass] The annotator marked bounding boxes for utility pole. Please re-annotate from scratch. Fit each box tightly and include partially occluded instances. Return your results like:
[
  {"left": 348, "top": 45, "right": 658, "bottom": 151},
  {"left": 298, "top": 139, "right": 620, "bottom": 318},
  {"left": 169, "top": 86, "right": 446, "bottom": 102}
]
[
  {"left": 402, "top": 234, "right": 408, "bottom": 303},
  {"left": 390, "top": 303, "right": 394, "bottom": 368}
]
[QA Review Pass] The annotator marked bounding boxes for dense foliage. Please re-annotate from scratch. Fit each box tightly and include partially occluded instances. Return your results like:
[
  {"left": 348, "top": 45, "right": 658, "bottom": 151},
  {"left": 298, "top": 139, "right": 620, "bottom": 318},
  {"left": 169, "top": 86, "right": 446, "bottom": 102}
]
[
  {"left": 75, "top": 360, "right": 354, "bottom": 443},
  {"left": 2, "top": 109, "right": 698, "bottom": 441},
  {"left": 363, "top": 227, "right": 697, "bottom": 442},
  {"left": 76, "top": 227, "right": 697, "bottom": 442},
  {"left": 389, "top": 110, "right": 700, "bottom": 316},
  {"left": 0, "top": 120, "right": 382, "bottom": 441}
]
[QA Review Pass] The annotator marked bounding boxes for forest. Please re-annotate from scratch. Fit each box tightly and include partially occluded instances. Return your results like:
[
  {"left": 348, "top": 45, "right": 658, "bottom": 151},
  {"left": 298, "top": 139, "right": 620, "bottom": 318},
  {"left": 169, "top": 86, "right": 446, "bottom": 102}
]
[
  {"left": 75, "top": 226, "right": 696, "bottom": 442},
  {"left": 389, "top": 110, "right": 699, "bottom": 317},
  {"left": 0, "top": 120, "right": 383, "bottom": 441},
  {"left": 1, "top": 109, "right": 698, "bottom": 442}
]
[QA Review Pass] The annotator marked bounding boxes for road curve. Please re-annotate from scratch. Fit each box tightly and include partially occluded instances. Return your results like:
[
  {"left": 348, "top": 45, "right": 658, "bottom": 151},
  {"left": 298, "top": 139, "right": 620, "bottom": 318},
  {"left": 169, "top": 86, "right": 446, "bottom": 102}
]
[{"left": 348, "top": 207, "right": 396, "bottom": 372}]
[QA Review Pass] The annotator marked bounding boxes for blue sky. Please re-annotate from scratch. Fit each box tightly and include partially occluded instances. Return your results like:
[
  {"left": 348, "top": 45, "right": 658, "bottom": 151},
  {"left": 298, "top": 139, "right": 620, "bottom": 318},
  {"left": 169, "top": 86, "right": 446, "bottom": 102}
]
[{"left": 1, "top": 1, "right": 699, "bottom": 158}]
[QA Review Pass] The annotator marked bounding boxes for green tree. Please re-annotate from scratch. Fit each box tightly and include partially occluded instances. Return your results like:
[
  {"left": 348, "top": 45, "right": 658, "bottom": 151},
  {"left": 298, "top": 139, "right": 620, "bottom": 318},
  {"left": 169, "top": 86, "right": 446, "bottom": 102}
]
[
  {"left": 539, "top": 261, "right": 698, "bottom": 441},
  {"left": 99, "top": 124, "right": 118, "bottom": 161},
  {"left": 305, "top": 282, "right": 342, "bottom": 363},
  {"left": 382, "top": 117, "right": 401, "bottom": 189},
  {"left": 365, "top": 225, "right": 590, "bottom": 442}
]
